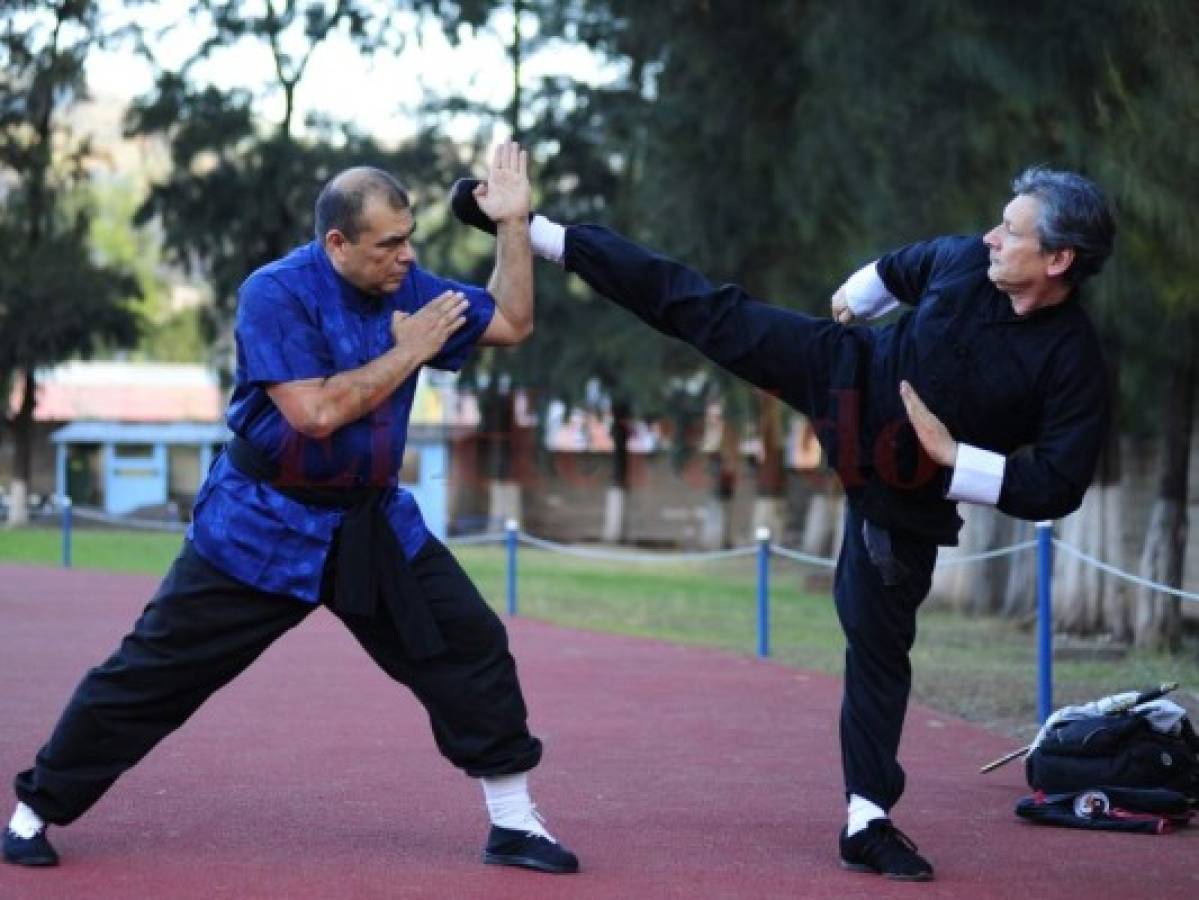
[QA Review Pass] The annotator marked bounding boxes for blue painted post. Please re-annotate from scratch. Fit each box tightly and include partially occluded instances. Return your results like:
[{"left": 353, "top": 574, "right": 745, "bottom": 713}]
[
  {"left": 506, "top": 518, "right": 518, "bottom": 617},
  {"left": 756, "top": 526, "right": 771, "bottom": 658},
  {"left": 1036, "top": 521, "right": 1054, "bottom": 723},
  {"left": 61, "top": 495, "right": 73, "bottom": 569}
]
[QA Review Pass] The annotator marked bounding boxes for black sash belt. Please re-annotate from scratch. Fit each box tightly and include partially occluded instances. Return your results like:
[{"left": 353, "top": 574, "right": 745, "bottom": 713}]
[{"left": 226, "top": 435, "right": 445, "bottom": 660}]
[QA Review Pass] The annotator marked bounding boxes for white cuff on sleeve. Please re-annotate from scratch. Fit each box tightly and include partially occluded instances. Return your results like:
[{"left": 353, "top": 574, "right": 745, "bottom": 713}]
[
  {"left": 946, "top": 443, "right": 1006, "bottom": 506},
  {"left": 843, "top": 262, "right": 900, "bottom": 320}
]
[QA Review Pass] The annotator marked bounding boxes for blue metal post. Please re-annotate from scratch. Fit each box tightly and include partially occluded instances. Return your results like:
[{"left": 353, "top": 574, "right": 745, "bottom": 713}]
[
  {"left": 1036, "top": 521, "right": 1054, "bottom": 723},
  {"left": 756, "top": 527, "right": 771, "bottom": 657},
  {"left": 506, "top": 518, "right": 518, "bottom": 617},
  {"left": 62, "top": 496, "right": 73, "bottom": 568}
]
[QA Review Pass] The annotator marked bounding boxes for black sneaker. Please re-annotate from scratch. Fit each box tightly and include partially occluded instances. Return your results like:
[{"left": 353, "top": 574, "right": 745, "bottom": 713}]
[
  {"left": 839, "top": 820, "right": 933, "bottom": 881},
  {"left": 450, "top": 178, "right": 534, "bottom": 236},
  {"left": 483, "top": 824, "right": 579, "bottom": 874},
  {"left": 3, "top": 827, "right": 59, "bottom": 867}
]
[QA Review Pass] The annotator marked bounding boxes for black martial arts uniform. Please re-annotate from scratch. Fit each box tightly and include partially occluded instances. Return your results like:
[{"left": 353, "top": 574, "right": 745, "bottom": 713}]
[{"left": 562, "top": 225, "right": 1107, "bottom": 809}]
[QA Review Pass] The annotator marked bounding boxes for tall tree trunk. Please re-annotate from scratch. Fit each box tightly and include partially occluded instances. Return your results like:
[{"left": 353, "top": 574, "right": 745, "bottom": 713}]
[
  {"left": 753, "top": 392, "right": 786, "bottom": 540},
  {"left": 481, "top": 386, "right": 520, "bottom": 527},
  {"left": 9, "top": 6, "right": 55, "bottom": 531},
  {"left": 1001, "top": 518, "right": 1038, "bottom": 620},
  {"left": 508, "top": 0, "right": 523, "bottom": 140},
  {"left": 1134, "top": 321, "right": 1196, "bottom": 650},
  {"left": 482, "top": 0, "right": 525, "bottom": 531},
  {"left": 931, "top": 504, "right": 1013, "bottom": 613},
  {"left": 1055, "top": 490, "right": 1103, "bottom": 631},
  {"left": 798, "top": 411, "right": 840, "bottom": 560},
  {"left": 0, "top": 372, "right": 9, "bottom": 461},
  {"left": 717, "top": 415, "right": 739, "bottom": 549},
  {"left": 798, "top": 469, "right": 842, "bottom": 593},
  {"left": 800, "top": 480, "right": 840, "bottom": 558},
  {"left": 1054, "top": 346, "right": 1123, "bottom": 635},
  {"left": 7, "top": 369, "right": 37, "bottom": 527},
  {"left": 1096, "top": 348, "right": 1128, "bottom": 640},
  {"left": 699, "top": 412, "right": 738, "bottom": 551},
  {"left": 602, "top": 398, "right": 630, "bottom": 543}
]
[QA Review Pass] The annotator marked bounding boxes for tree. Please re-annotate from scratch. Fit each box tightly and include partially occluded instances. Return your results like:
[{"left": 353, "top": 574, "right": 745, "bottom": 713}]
[
  {"left": 1105, "top": 1, "right": 1199, "bottom": 649},
  {"left": 487, "top": 1, "right": 822, "bottom": 543},
  {"left": 90, "top": 178, "right": 206, "bottom": 364},
  {"left": 513, "top": 1, "right": 1199, "bottom": 625},
  {"left": 126, "top": 3, "right": 357, "bottom": 345},
  {"left": 0, "top": 0, "right": 140, "bottom": 525},
  {"left": 421, "top": 1, "right": 684, "bottom": 537},
  {"left": 794, "top": 1, "right": 1195, "bottom": 643},
  {"left": 124, "top": 1, "right": 482, "bottom": 372}
]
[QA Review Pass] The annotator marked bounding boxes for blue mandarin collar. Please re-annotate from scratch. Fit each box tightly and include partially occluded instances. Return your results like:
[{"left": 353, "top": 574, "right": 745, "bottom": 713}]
[{"left": 310, "top": 241, "right": 394, "bottom": 314}]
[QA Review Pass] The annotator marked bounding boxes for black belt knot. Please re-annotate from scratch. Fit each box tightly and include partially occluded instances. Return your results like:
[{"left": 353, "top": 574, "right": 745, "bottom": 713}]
[{"left": 226, "top": 435, "right": 445, "bottom": 659}]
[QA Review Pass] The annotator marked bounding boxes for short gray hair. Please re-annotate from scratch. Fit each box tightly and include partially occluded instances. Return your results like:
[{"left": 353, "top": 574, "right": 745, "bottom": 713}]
[{"left": 1011, "top": 166, "right": 1116, "bottom": 286}]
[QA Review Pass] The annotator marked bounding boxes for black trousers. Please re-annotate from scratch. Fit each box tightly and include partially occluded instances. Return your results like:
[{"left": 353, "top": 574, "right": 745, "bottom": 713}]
[
  {"left": 834, "top": 506, "right": 936, "bottom": 809},
  {"left": 15, "top": 538, "right": 541, "bottom": 826},
  {"left": 565, "top": 224, "right": 938, "bottom": 811}
]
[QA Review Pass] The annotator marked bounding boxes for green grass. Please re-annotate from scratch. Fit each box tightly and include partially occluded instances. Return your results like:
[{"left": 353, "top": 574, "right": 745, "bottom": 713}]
[
  {"left": 3, "top": 525, "right": 1196, "bottom": 739},
  {"left": 0, "top": 525, "right": 183, "bottom": 574}
]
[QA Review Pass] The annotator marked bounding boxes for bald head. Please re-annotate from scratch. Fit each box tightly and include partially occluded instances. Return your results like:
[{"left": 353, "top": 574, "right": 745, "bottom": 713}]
[{"left": 314, "top": 166, "right": 411, "bottom": 243}]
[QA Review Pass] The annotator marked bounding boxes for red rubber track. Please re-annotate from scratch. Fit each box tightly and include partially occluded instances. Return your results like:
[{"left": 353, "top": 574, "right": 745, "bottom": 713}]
[{"left": 1, "top": 563, "right": 1195, "bottom": 899}]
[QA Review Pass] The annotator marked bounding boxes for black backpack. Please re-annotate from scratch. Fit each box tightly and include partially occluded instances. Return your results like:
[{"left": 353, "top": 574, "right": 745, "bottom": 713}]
[
  {"left": 1015, "top": 710, "right": 1199, "bottom": 834},
  {"left": 1026, "top": 712, "right": 1199, "bottom": 797}
]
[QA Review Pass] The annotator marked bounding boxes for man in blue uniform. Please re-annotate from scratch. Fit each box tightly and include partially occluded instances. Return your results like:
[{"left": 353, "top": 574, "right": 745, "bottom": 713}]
[
  {"left": 450, "top": 166, "right": 1115, "bottom": 881},
  {"left": 5, "top": 142, "right": 578, "bottom": 875}
]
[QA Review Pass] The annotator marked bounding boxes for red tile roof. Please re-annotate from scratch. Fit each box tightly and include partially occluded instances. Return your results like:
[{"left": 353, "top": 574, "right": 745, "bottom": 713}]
[{"left": 12, "top": 362, "right": 223, "bottom": 423}]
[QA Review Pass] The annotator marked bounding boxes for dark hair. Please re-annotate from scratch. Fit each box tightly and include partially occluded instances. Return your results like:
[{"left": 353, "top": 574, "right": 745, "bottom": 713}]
[
  {"left": 1011, "top": 166, "right": 1116, "bottom": 286},
  {"left": 314, "top": 167, "right": 410, "bottom": 242}
]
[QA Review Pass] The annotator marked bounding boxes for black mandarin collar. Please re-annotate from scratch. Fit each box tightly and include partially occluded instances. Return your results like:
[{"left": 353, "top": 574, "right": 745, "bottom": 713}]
[{"left": 985, "top": 285, "right": 1080, "bottom": 325}]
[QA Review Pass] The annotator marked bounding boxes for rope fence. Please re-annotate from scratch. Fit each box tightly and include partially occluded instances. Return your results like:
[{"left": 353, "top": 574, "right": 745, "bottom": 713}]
[
  {"left": 46, "top": 500, "right": 1196, "bottom": 722},
  {"left": 1052, "top": 538, "right": 1199, "bottom": 603},
  {"left": 519, "top": 531, "right": 759, "bottom": 564},
  {"left": 67, "top": 503, "right": 189, "bottom": 532}
]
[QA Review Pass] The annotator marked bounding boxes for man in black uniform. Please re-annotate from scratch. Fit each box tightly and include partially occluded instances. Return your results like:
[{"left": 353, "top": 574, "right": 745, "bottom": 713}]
[{"left": 450, "top": 166, "right": 1115, "bottom": 881}]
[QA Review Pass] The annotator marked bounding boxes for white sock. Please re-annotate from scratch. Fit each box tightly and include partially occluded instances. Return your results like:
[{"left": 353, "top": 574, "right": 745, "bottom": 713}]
[
  {"left": 529, "top": 215, "right": 566, "bottom": 265},
  {"left": 847, "top": 794, "right": 887, "bottom": 836},
  {"left": 481, "top": 773, "right": 554, "bottom": 841},
  {"left": 8, "top": 802, "right": 44, "bottom": 839}
]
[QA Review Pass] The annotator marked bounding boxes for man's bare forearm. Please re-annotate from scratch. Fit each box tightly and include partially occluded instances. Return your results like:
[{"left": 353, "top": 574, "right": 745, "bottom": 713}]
[
  {"left": 488, "top": 217, "right": 534, "bottom": 339},
  {"left": 282, "top": 345, "right": 425, "bottom": 439}
]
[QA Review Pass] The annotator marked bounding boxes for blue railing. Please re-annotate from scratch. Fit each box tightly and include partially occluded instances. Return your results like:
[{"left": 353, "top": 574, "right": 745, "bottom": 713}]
[
  {"left": 1036, "top": 522, "right": 1054, "bottom": 723},
  {"left": 53, "top": 502, "right": 1199, "bottom": 723}
]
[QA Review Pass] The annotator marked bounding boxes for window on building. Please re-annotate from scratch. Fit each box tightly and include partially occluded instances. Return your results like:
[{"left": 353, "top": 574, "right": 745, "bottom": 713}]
[{"left": 113, "top": 443, "right": 155, "bottom": 460}]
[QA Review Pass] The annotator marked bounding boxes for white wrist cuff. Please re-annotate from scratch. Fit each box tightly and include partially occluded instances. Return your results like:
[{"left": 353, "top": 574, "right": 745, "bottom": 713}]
[
  {"left": 529, "top": 215, "right": 565, "bottom": 265},
  {"left": 843, "top": 262, "right": 899, "bottom": 319},
  {"left": 947, "top": 443, "right": 1005, "bottom": 505}
]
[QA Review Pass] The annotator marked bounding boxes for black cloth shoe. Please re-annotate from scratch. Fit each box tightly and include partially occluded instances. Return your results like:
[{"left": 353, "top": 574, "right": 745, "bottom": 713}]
[
  {"left": 483, "top": 825, "right": 579, "bottom": 874},
  {"left": 839, "top": 820, "right": 933, "bottom": 881},
  {"left": 3, "top": 827, "right": 59, "bottom": 867},
  {"left": 450, "top": 178, "right": 534, "bottom": 236}
]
